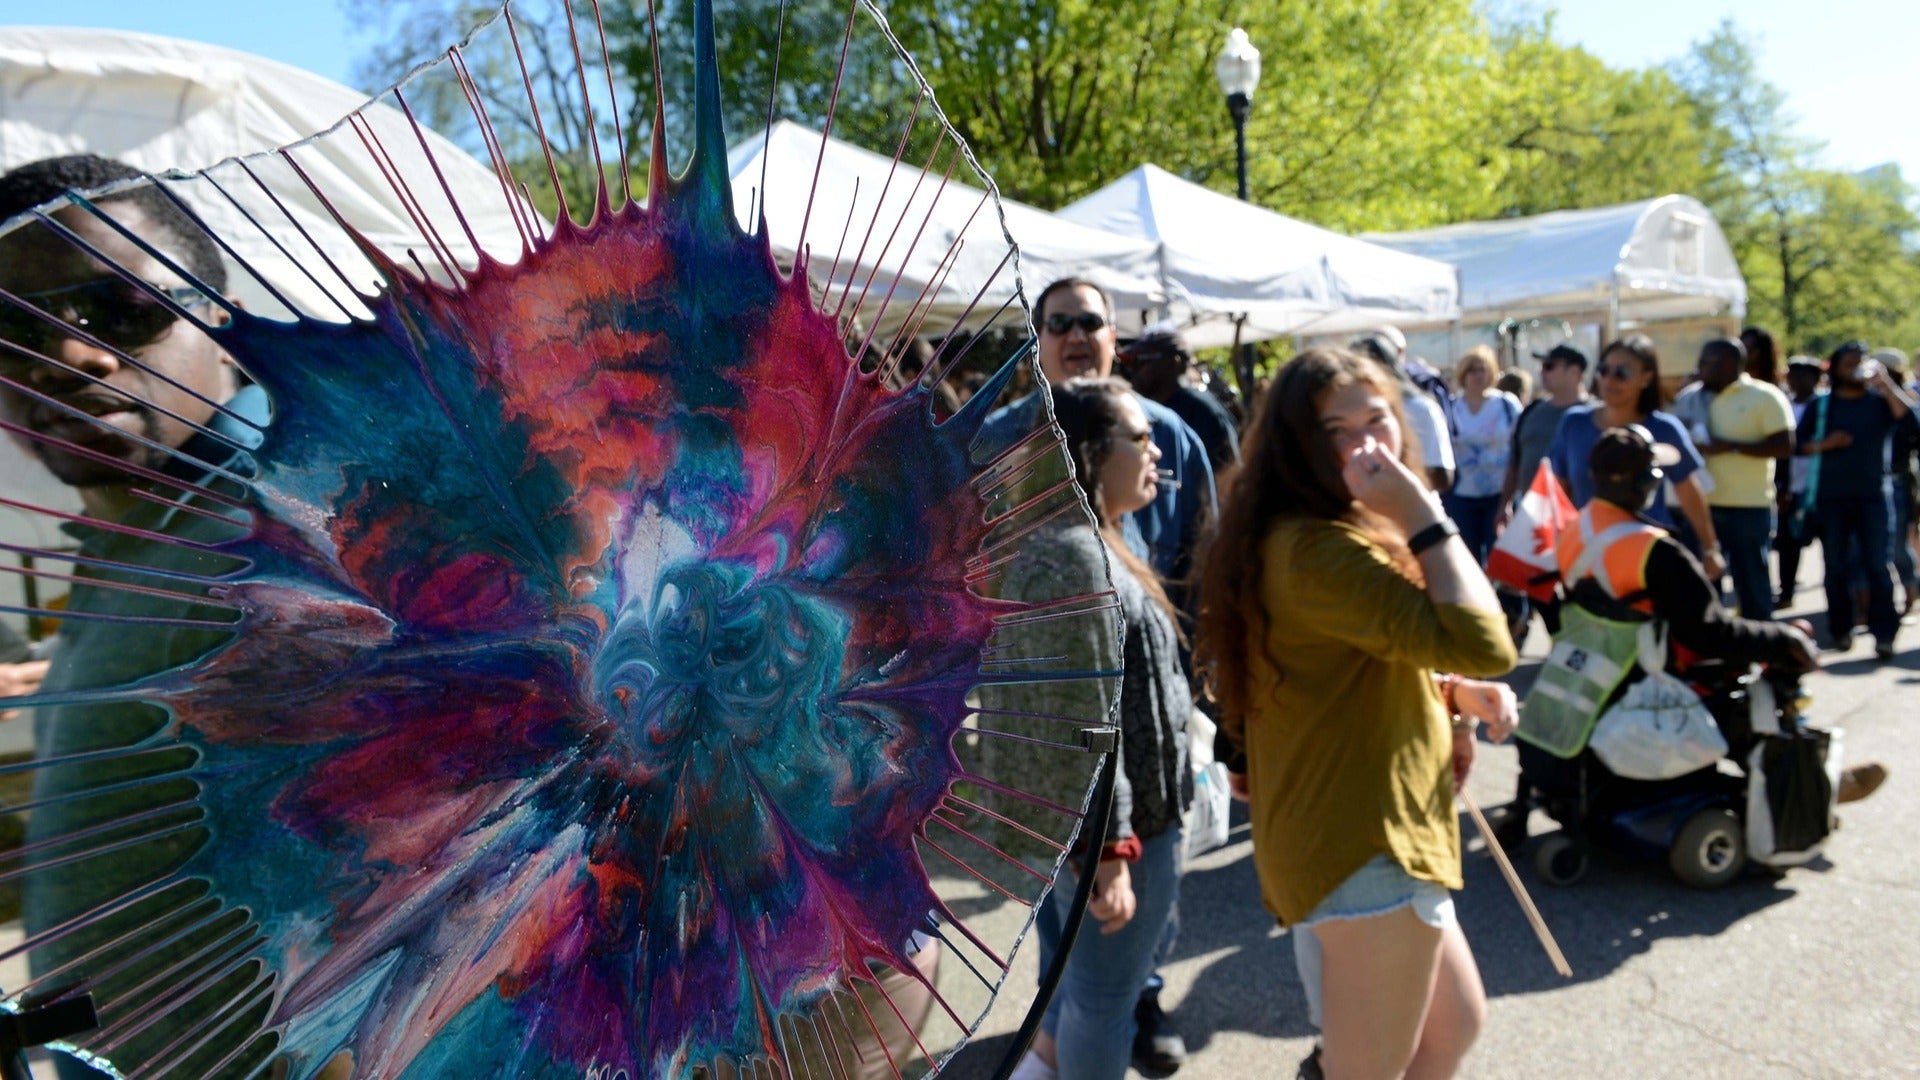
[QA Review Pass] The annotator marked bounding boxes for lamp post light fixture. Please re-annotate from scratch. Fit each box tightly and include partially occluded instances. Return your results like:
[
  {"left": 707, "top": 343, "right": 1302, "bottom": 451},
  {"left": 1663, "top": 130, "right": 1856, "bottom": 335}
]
[
  {"left": 1214, "top": 27, "right": 1261, "bottom": 200},
  {"left": 1215, "top": 27, "right": 1261, "bottom": 401}
]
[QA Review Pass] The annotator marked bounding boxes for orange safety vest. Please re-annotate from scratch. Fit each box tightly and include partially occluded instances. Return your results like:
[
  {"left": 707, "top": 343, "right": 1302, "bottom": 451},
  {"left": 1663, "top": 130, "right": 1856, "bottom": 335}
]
[{"left": 1555, "top": 499, "right": 1665, "bottom": 616}]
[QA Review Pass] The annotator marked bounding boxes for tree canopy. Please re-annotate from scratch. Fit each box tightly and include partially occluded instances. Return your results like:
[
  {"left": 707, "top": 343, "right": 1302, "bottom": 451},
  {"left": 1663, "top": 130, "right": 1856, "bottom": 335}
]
[{"left": 345, "top": 1, "right": 1920, "bottom": 356}]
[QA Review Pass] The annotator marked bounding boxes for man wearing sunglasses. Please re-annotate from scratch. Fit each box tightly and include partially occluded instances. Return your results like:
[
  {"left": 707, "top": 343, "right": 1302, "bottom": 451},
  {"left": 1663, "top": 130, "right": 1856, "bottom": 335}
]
[
  {"left": 982, "top": 277, "right": 1216, "bottom": 1078},
  {"left": 1, "top": 154, "right": 275, "bottom": 1079},
  {"left": 991, "top": 278, "right": 1217, "bottom": 597}
]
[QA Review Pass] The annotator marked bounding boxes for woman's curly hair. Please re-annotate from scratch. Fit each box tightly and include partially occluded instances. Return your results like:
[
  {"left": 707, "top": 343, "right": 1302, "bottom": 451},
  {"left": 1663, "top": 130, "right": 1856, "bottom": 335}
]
[{"left": 1193, "top": 347, "right": 1422, "bottom": 744}]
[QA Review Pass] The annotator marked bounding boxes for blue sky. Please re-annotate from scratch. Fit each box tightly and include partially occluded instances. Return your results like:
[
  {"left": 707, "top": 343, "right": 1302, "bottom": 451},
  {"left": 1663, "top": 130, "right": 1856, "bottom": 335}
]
[{"left": 8, "top": 0, "right": 1915, "bottom": 186}]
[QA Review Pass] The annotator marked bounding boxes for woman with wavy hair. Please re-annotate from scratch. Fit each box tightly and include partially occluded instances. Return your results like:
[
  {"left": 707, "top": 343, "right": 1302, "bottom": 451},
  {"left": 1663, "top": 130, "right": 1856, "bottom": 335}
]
[
  {"left": 993, "top": 376, "right": 1193, "bottom": 1080},
  {"left": 1195, "top": 348, "right": 1517, "bottom": 1080}
]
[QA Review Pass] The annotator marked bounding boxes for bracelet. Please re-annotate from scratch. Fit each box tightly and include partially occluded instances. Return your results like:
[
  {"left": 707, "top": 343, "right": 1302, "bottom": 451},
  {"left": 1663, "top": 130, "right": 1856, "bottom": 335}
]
[
  {"left": 1408, "top": 519, "right": 1460, "bottom": 557},
  {"left": 1435, "top": 672, "right": 1463, "bottom": 718}
]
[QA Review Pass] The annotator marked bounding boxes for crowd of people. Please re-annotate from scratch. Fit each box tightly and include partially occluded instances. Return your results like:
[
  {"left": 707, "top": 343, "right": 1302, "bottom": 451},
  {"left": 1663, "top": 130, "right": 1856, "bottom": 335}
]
[
  {"left": 0, "top": 149, "right": 1909, "bottom": 1080},
  {"left": 990, "top": 279, "right": 1905, "bottom": 1080}
]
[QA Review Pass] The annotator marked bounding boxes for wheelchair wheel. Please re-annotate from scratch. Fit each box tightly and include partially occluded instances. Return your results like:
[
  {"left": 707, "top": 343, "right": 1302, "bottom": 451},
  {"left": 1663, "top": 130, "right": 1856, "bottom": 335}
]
[
  {"left": 1669, "top": 808, "right": 1747, "bottom": 888},
  {"left": 1533, "top": 832, "right": 1589, "bottom": 886}
]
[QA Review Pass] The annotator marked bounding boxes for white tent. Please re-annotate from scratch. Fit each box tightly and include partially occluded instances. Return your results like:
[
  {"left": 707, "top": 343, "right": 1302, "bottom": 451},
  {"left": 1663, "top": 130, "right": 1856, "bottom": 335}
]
[
  {"left": 1057, "top": 163, "right": 1461, "bottom": 350},
  {"left": 1, "top": 26, "right": 530, "bottom": 318},
  {"left": 727, "top": 120, "right": 1164, "bottom": 337},
  {"left": 1364, "top": 195, "right": 1746, "bottom": 328}
]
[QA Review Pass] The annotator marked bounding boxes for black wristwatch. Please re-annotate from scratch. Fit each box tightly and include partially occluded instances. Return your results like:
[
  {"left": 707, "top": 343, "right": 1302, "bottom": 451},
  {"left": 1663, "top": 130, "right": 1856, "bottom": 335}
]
[{"left": 1408, "top": 519, "right": 1460, "bottom": 557}]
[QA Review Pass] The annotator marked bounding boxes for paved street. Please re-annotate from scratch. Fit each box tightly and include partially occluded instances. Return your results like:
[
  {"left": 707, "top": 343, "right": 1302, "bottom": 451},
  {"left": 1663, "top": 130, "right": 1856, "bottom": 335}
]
[
  {"left": 937, "top": 594, "right": 1920, "bottom": 1080},
  {"left": 1, "top": 586, "right": 1912, "bottom": 1079}
]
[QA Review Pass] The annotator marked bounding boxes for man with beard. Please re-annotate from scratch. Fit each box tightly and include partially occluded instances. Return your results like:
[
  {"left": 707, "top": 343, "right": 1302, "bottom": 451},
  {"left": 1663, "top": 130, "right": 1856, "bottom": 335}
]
[
  {"left": 0, "top": 154, "right": 284, "bottom": 1078},
  {"left": 1117, "top": 324, "right": 1239, "bottom": 473}
]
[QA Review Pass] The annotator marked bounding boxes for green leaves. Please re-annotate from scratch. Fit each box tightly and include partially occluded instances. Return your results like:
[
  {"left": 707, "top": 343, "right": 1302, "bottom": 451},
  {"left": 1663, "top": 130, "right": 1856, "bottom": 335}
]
[
  {"left": 1677, "top": 20, "right": 1920, "bottom": 352},
  {"left": 342, "top": 1, "right": 1917, "bottom": 350}
]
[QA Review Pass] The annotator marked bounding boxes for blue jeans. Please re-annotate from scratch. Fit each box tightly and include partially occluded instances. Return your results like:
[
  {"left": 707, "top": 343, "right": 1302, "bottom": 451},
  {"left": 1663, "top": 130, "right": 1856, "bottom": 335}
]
[
  {"left": 1443, "top": 492, "right": 1503, "bottom": 566},
  {"left": 1819, "top": 490, "right": 1899, "bottom": 644},
  {"left": 1776, "top": 492, "right": 1811, "bottom": 605},
  {"left": 1712, "top": 505, "right": 1776, "bottom": 618},
  {"left": 1895, "top": 480, "right": 1917, "bottom": 597},
  {"left": 1035, "top": 827, "right": 1183, "bottom": 1080}
]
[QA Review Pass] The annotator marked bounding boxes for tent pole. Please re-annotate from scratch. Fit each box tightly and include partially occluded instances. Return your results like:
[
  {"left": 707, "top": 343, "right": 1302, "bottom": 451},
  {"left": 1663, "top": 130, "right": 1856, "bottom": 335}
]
[{"left": 1232, "top": 315, "right": 1254, "bottom": 406}]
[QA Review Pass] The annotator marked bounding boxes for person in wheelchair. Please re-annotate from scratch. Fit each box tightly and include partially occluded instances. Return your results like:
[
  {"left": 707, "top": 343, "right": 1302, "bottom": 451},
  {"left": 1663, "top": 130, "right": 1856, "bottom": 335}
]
[
  {"left": 1505, "top": 425, "right": 1885, "bottom": 849},
  {"left": 1561, "top": 425, "right": 1820, "bottom": 689}
]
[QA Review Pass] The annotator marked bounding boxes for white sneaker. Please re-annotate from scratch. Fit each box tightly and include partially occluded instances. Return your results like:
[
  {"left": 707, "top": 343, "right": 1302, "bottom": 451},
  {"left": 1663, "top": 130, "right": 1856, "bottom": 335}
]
[{"left": 1008, "top": 1049, "right": 1060, "bottom": 1080}]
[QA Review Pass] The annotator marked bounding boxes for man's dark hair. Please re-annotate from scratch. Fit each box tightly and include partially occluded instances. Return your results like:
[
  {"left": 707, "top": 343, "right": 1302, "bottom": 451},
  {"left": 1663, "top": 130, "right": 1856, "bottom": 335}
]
[
  {"left": 1828, "top": 340, "right": 1869, "bottom": 365},
  {"left": 1700, "top": 337, "right": 1746, "bottom": 370},
  {"left": 0, "top": 154, "right": 227, "bottom": 292},
  {"left": 1033, "top": 277, "right": 1112, "bottom": 324}
]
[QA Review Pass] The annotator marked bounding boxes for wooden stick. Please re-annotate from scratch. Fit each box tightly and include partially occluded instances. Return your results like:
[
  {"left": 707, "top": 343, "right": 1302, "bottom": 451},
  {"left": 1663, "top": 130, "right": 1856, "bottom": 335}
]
[{"left": 1461, "top": 792, "right": 1573, "bottom": 978}]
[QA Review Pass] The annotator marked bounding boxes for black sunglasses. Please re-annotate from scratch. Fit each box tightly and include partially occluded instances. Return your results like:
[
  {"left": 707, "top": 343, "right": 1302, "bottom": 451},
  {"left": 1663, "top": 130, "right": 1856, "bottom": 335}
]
[
  {"left": 0, "top": 278, "right": 207, "bottom": 359},
  {"left": 1598, "top": 362, "right": 1642, "bottom": 381},
  {"left": 1042, "top": 312, "right": 1107, "bottom": 336}
]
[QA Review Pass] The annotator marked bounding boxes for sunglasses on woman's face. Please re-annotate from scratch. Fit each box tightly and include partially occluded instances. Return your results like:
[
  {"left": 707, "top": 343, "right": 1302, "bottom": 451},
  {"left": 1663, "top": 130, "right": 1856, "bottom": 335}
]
[
  {"left": 1598, "top": 363, "right": 1641, "bottom": 381},
  {"left": 0, "top": 278, "right": 207, "bottom": 357},
  {"left": 1043, "top": 312, "right": 1107, "bottom": 336},
  {"left": 1114, "top": 426, "right": 1154, "bottom": 449}
]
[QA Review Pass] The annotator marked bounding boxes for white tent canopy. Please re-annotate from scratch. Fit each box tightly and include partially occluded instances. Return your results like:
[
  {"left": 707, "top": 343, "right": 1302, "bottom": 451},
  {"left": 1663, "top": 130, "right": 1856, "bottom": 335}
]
[
  {"left": 1057, "top": 164, "right": 1461, "bottom": 350},
  {"left": 1, "top": 26, "right": 530, "bottom": 318},
  {"left": 727, "top": 120, "right": 1164, "bottom": 338},
  {"left": 1364, "top": 195, "right": 1747, "bottom": 327}
]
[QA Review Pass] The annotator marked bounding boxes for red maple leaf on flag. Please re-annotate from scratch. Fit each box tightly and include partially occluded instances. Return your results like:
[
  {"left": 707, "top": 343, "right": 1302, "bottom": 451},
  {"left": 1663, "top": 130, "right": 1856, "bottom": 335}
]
[{"left": 1531, "top": 521, "right": 1556, "bottom": 556}]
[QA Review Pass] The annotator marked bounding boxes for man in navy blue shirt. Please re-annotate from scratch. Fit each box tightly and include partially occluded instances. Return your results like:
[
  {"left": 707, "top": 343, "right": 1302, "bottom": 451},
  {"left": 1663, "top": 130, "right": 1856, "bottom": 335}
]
[
  {"left": 982, "top": 279, "right": 1218, "bottom": 599},
  {"left": 1795, "top": 341, "right": 1918, "bottom": 659}
]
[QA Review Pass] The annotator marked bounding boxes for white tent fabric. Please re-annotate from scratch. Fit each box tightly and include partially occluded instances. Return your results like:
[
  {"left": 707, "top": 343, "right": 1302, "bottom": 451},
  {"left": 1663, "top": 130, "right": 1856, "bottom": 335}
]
[
  {"left": 1364, "top": 195, "right": 1747, "bottom": 326},
  {"left": 1, "top": 26, "right": 530, "bottom": 318},
  {"left": 727, "top": 121, "right": 1164, "bottom": 337},
  {"left": 1057, "top": 164, "right": 1460, "bottom": 349}
]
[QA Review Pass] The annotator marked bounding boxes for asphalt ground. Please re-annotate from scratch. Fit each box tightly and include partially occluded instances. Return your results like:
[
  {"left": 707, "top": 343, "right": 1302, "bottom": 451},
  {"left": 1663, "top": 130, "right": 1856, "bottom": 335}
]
[
  {"left": 937, "top": 579, "right": 1920, "bottom": 1080},
  {"left": 1, "top": 571, "right": 1913, "bottom": 1078}
]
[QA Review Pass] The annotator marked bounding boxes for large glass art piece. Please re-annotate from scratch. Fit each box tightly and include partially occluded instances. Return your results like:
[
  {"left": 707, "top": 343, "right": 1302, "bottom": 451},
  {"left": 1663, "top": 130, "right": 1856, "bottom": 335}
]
[{"left": 0, "top": 1, "right": 1118, "bottom": 1076}]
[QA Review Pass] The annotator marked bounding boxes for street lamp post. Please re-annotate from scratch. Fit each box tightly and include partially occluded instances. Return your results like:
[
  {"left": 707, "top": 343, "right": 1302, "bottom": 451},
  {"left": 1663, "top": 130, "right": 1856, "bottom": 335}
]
[{"left": 1215, "top": 27, "right": 1261, "bottom": 403}]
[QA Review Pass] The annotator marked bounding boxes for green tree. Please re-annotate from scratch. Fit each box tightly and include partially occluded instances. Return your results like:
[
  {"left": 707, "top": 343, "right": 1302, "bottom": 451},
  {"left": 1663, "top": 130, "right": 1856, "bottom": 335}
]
[
  {"left": 1479, "top": 16, "right": 1714, "bottom": 217},
  {"left": 1677, "top": 20, "right": 1920, "bottom": 352}
]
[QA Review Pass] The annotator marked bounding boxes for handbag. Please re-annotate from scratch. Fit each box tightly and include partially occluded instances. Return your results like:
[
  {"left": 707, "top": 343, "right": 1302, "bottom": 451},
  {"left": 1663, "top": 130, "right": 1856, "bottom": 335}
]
[
  {"left": 1790, "top": 394, "right": 1829, "bottom": 544},
  {"left": 1183, "top": 708, "right": 1233, "bottom": 860},
  {"left": 1746, "top": 724, "right": 1839, "bottom": 866},
  {"left": 1588, "top": 622, "right": 1728, "bottom": 780}
]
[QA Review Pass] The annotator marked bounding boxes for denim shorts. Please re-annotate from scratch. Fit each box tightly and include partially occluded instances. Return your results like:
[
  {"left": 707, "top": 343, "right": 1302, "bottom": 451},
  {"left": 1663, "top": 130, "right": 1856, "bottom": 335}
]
[{"left": 1291, "top": 854, "right": 1457, "bottom": 1030}]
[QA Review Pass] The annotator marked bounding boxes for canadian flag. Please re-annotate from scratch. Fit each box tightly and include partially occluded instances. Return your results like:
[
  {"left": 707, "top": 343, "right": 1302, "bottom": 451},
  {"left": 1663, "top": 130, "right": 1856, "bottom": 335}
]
[{"left": 1487, "top": 461, "right": 1576, "bottom": 601}]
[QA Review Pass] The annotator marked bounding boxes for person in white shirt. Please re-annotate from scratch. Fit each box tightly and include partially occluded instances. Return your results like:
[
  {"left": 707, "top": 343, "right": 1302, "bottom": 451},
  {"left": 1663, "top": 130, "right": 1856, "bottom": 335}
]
[
  {"left": 1443, "top": 346, "right": 1522, "bottom": 564},
  {"left": 1352, "top": 329, "right": 1455, "bottom": 493}
]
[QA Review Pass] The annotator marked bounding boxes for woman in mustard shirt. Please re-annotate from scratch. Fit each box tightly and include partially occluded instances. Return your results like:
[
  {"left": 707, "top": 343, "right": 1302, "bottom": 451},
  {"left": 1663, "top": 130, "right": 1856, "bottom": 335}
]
[{"left": 1197, "top": 348, "right": 1518, "bottom": 1080}]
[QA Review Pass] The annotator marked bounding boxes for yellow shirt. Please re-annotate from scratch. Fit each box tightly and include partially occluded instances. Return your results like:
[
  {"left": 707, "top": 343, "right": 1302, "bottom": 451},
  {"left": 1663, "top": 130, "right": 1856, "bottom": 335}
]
[
  {"left": 1245, "top": 518, "right": 1517, "bottom": 925},
  {"left": 1706, "top": 376, "right": 1794, "bottom": 508}
]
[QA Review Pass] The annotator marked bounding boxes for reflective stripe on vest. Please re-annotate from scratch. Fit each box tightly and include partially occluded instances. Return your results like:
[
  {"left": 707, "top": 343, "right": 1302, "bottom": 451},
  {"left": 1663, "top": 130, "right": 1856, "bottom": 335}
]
[{"left": 1556, "top": 501, "right": 1664, "bottom": 614}]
